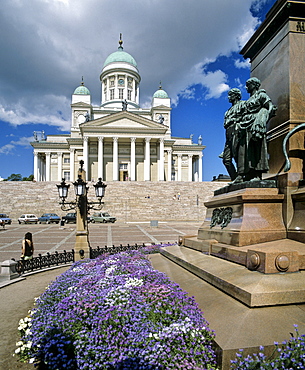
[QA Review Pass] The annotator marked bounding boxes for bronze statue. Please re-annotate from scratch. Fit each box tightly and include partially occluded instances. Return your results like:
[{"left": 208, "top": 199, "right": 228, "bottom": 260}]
[
  {"left": 228, "top": 77, "right": 276, "bottom": 183},
  {"left": 122, "top": 99, "right": 128, "bottom": 111},
  {"left": 220, "top": 88, "right": 245, "bottom": 181}
]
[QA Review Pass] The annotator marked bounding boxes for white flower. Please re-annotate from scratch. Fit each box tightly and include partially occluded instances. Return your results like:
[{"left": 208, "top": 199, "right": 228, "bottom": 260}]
[
  {"left": 29, "top": 358, "right": 35, "bottom": 364},
  {"left": 15, "top": 347, "right": 21, "bottom": 354},
  {"left": 124, "top": 277, "right": 143, "bottom": 288}
]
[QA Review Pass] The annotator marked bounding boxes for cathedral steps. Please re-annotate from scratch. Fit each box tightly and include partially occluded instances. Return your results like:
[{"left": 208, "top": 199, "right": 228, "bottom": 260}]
[{"left": 0, "top": 181, "right": 224, "bottom": 223}]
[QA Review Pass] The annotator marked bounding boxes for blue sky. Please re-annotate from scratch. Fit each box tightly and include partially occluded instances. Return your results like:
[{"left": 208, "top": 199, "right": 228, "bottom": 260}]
[{"left": 0, "top": 0, "right": 276, "bottom": 181}]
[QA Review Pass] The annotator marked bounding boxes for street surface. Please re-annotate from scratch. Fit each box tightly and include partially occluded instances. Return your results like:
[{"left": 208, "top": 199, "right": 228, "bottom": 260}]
[{"left": 0, "top": 221, "right": 201, "bottom": 262}]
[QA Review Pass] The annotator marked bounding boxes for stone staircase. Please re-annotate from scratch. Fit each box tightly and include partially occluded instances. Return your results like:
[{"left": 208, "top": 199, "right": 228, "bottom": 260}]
[{"left": 0, "top": 181, "right": 224, "bottom": 222}]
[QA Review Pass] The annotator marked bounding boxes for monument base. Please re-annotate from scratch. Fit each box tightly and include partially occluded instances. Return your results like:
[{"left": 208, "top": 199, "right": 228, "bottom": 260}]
[
  {"left": 183, "top": 182, "right": 305, "bottom": 274},
  {"left": 198, "top": 183, "right": 286, "bottom": 247},
  {"left": 288, "top": 186, "right": 305, "bottom": 243}
]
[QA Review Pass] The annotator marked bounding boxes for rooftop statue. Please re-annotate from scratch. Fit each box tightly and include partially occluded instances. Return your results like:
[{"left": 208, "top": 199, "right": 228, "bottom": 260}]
[
  {"left": 122, "top": 99, "right": 128, "bottom": 111},
  {"left": 222, "top": 78, "right": 276, "bottom": 184}
]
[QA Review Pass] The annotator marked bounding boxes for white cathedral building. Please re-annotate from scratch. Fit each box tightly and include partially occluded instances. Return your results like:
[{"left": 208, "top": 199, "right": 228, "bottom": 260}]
[{"left": 31, "top": 38, "right": 205, "bottom": 182}]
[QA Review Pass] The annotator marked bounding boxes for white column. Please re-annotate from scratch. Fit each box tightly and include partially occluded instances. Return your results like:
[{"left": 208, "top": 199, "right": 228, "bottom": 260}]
[
  {"left": 177, "top": 154, "right": 182, "bottom": 181},
  {"left": 130, "top": 137, "right": 136, "bottom": 181},
  {"left": 113, "top": 137, "right": 118, "bottom": 181},
  {"left": 98, "top": 136, "right": 104, "bottom": 179},
  {"left": 39, "top": 155, "right": 44, "bottom": 181},
  {"left": 83, "top": 137, "right": 89, "bottom": 180},
  {"left": 144, "top": 137, "right": 151, "bottom": 181},
  {"left": 33, "top": 152, "right": 38, "bottom": 181},
  {"left": 167, "top": 149, "right": 172, "bottom": 181},
  {"left": 198, "top": 153, "right": 203, "bottom": 182},
  {"left": 57, "top": 152, "right": 62, "bottom": 181},
  {"left": 70, "top": 149, "right": 75, "bottom": 181},
  {"left": 158, "top": 138, "right": 165, "bottom": 181},
  {"left": 37, "top": 154, "right": 41, "bottom": 181},
  {"left": 188, "top": 154, "right": 193, "bottom": 181},
  {"left": 46, "top": 152, "right": 51, "bottom": 181}
]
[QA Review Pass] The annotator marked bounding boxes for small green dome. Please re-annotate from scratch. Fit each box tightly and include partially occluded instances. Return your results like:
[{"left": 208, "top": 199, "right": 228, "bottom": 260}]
[
  {"left": 74, "top": 84, "right": 90, "bottom": 95},
  {"left": 153, "top": 88, "right": 169, "bottom": 99},
  {"left": 103, "top": 46, "right": 137, "bottom": 68}
]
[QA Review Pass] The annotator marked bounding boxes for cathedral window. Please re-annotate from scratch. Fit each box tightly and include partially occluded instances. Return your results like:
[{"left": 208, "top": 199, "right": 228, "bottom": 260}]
[
  {"left": 127, "top": 90, "right": 132, "bottom": 100},
  {"left": 119, "top": 89, "right": 124, "bottom": 99},
  {"left": 127, "top": 77, "right": 133, "bottom": 88},
  {"left": 110, "top": 89, "right": 114, "bottom": 100},
  {"left": 110, "top": 76, "right": 115, "bottom": 87},
  {"left": 64, "top": 157, "right": 70, "bottom": 164},
  {"left": 64, "top": 171, "right": 70, "bottom": 181}
]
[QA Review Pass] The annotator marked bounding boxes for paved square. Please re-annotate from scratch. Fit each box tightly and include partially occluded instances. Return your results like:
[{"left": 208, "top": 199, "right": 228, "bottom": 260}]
[{"left": 0, "top": 221, "right": 201, "bottom": 262}]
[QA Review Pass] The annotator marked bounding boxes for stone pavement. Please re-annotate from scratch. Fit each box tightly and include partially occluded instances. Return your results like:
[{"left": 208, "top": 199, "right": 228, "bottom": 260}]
[
  {"left": 0, "top": 221, "right": 201, "bottom": 262},
  {"left": 0, "top": 221, "right": 200, "bottom": 370}
]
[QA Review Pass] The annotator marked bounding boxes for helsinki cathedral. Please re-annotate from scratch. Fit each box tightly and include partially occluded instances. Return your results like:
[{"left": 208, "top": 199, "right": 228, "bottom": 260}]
[{"left": 31, "top": 36, "right": 204, "bottom": 182}]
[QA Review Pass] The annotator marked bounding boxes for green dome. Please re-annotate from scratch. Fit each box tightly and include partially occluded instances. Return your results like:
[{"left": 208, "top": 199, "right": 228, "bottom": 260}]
[
  {"left": 74, "top": 84, "right": 90, "bottom": 95},
  {"left": 153, "top": 88, "right": 169, "bottom": 99},
  {"left": 103, "top": 46, "right": 137, "bottom": 68}
]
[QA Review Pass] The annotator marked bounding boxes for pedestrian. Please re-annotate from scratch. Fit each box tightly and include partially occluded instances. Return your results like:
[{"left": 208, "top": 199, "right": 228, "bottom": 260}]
[
  {"left": 177, "top": 193, "right": 181, "bottom": 201},
  {"left": 21, "top": 232, "right": 34, "bottom": 260}
]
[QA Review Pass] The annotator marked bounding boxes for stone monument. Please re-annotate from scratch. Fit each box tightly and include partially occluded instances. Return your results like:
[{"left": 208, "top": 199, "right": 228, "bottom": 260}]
[{"left": 158, "top": 2, "right": 305, "bottom": 367}]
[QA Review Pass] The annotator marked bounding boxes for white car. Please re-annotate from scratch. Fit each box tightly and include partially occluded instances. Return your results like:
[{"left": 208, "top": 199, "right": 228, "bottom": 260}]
[{"left": 18, "top": 214, "right": 38, "bottom": 224}]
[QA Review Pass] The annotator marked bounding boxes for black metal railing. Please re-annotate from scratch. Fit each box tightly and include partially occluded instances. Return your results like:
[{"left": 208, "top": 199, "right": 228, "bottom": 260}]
[
  {"left": 14, "top": 243, "right": 156, "bottom": 274},
  {"left": 90, "top": 243, "right": 146, "bottom": 259},
  {"left": 15, "top": 250, "right": 75, "bottom": 274}
]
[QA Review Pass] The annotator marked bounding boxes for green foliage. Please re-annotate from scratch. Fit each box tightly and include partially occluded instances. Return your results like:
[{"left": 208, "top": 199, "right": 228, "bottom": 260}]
[
  {"left": 5, "top": 173, "right": 22, "bottom": 181},
  {"left": 4, "top": 173, "right": 34, "bottom": 181}
]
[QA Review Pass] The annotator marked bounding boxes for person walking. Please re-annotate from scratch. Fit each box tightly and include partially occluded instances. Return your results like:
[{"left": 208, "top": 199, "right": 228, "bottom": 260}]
[{"left": 21, "top": 232, "right": 34, "bottom": 260}]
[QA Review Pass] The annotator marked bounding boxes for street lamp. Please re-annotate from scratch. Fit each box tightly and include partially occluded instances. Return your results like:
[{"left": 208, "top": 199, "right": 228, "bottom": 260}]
[{"left": 56, "top": 161, "right": 107, "bottom": 260}]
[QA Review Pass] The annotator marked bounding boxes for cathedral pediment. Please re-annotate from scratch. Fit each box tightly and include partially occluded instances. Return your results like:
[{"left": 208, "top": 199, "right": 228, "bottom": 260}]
[{"left": 80, "top": 111, "right": 167, "bottom": 134}]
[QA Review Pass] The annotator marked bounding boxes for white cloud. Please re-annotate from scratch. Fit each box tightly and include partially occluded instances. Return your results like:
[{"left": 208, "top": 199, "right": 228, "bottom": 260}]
[
  {"left": 0, "top": 0, "right": 262, "bottom": 129},
  {"left": 0, "top": 136, "right": 33, "bottom": 154},
  {"left": 234, "top": 58, "right": 251, "bottom": 69}
]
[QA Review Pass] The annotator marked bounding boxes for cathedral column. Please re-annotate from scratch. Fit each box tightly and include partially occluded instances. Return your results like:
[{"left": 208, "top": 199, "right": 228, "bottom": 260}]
[
  {"left": 158, "top": 138, "right": 164, "bottom": 181},
  {"left": 177, "top": 154, "right": 182, "bottom": 181},
  {"left": 57, "top": 152, "right": 62, "bottom": 181},
  {"left": 130, "top": 137, "right": 136, "bottom": 181},
  {"left": 39, "top": 155, "right": 44, "bottom": 181},
  {"left": 83, "top": 137, "right": 89, "bottom": 180},
  {"left": 167, "top": 149, "right": 172, "bottom": 181},
  {"left": 144, "top": 137, "right": 151, "bottom": 181},
  {"left": 45, "top": 152, "right": 51, "bottom": 181},
  {"left": 198, "top": 153, "right": 203, "bottom": 182},
  {"left": 188, "top": 154, "right": 193, "bottom": 181},
  {"left": 70, "top": 148, "right": 75, "bottom": 181},
  {"left": 98, "top": 136, "right": 104, "bottom": 179},
  {"left": 33, "top": 152, "right": 38, "bottom": 181},
  {"left": 113, "top": 137, "right": 118, "bottom": 181}
]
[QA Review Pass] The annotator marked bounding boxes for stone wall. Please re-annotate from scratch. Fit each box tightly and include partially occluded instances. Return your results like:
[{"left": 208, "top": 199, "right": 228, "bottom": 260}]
[{"left": 0, "top": 181, "right": 225, "bottom": 223}]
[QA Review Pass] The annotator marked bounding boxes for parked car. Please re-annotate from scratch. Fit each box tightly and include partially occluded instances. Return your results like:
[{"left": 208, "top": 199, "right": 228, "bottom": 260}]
[
  {"left": 0, "top": 213, "right": 12, "bottom": 224},
  {"left": 62, "top": 212, "right": 76, "bottom": 224},
  {"left": 18, "top": 214, "right": 38, "bottom": 224},
  {"left": 90, "top": 212, "right": 116, "bottom": 223},
  {"left": 62, "top": 212, "right": 92, "bottom": 224},
  {"left": 38, "top": 213, "right": 61, "bottom": 224}
]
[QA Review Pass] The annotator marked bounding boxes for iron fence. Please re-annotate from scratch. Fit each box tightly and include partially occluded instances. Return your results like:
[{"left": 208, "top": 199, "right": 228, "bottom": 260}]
[
  {"left": 14, "top": 243, "right": 148, "bottom": 274},
  {"left": 15, "top": 250, "right": 75, "bottom": 274},
  {"left": 89, "top": 243, "right": 146, "bottom": 259}
]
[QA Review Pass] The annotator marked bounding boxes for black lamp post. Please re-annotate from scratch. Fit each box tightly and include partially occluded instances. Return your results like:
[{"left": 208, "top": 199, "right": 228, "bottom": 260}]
[{"left": 56, "top": 161, "right": 107, "bottom": 260}]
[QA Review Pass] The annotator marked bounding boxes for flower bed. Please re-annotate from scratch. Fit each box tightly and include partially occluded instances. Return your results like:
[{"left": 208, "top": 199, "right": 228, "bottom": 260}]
[
  {"left": 16, "top": 245, "right": 217, "bottom": 369},
  {"left": 231, "top": 325, "right": 305, "bottom": 369}
]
